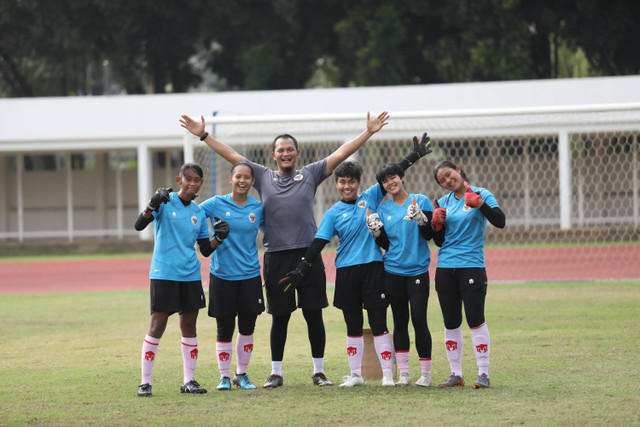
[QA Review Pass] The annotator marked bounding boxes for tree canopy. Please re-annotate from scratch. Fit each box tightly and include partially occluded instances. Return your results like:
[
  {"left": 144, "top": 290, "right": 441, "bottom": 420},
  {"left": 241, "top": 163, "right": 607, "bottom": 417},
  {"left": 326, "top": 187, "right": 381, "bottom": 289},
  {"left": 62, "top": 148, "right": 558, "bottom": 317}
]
[{"left": 1, "top": 0, "right": 637, "bottom": 97}]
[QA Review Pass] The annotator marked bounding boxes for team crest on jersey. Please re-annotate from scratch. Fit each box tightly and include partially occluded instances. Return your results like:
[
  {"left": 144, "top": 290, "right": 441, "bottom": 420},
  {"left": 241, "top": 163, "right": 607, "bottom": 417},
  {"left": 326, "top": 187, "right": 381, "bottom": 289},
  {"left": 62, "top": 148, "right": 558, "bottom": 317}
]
[
  {"left": 293, "top": 173, "right": 304, "bottom": 181},
  {"left": 387, "top": 215, "right": 392, "bottom": 221},
  {"left": 226, "top": 211, "right": 231, "bottom": 217},
  {"left": 172, "top": 212, "right": 176, "bottom": 217},
  {"left": 463, "top": 205, "right": 472, "bottom": 212},
  {"left": 342, "top": 213, "right": 348, "bottom": 218},
  {"left": 357, "top": 200, "right": 367, "bottom": 208},
  {"left": 191, "top": 216, "right": 198, "bottom": 226},
  {"left": 249, "top": 213, "right": 256, "bottom": 223}
]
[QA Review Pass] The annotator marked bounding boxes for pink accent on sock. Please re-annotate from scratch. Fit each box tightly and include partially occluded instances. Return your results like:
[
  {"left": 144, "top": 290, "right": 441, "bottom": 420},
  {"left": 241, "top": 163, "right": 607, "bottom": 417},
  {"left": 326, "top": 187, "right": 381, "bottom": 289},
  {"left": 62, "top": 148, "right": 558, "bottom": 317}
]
[
  {"left": 395, "top": 350, "right": 410, "bottom": 374},
  {"left": 419, "top": 358, "right": 432, "bottom": 375},
  {"left": 216, "top": 341, "right": 233, "bottom": 378},
  {"left": 181, "top": 337, "right": 198, "bottom": 384},
  {"left": 235, "top": 334, "right": 254, "bottom": 375}
]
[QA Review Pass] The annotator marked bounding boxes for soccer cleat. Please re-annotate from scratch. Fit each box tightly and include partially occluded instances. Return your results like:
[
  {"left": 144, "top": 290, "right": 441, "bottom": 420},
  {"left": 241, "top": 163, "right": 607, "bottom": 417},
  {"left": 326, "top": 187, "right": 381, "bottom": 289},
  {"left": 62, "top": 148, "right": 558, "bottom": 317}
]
[
  {"left": 138, "top": 383, "right": 152, "bottom": 397},
  {"left": 216, "top": 376, "right": 231, "bottom": 391},
  {"left": 415, "top": 374, "right": 432, "bottom": 387},
  {"left": 438, "top": 374, "right": 465, "bottom": 388},
  {"left": 233, "top": 373, "right": 257, "bottom": 390},
  {"left": 312, "top": 372, "right": 334, "bottom": 386},
  {"left": 339, "top": 373, "right": 364, "bottom": 387},
  {"left": 263, "top": 374, "right": 284, "bottom": 388},
  {"left": 382, "top": 372, "right": 395, "bottom": 387},
  {"left": 473, "top": 373, "right": 490, "bottom": 389},
  {"left": 180, "top": 379, "right": 207, "bottom": 394},
  {"left": 396, "top": 372, "right": 411, "bottom": 386}
]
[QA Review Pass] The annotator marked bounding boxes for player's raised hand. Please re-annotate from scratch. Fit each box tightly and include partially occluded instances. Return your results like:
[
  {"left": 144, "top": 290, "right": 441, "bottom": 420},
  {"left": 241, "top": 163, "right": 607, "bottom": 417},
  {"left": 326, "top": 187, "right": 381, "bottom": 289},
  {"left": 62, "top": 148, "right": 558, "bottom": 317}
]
[
  {"left": 278, "top": 258, "right": 312, "bottom": 293},
  {"left": 366, "top": 208, "right": 384, "bottom": 238},
  {"left": 212, "top": 216, "right": 230, "bottom": 243},
  {"left": 366, "top": 111, "right": 390, "bottom": 134},
  {"left": 180, "top": 114, "right": 206, "bottom": 138},
  {"left": 412, "top": 132, "right": 433, "bottom": 158},
  {"left": 404, "top": 197, "right": 427, "bottom": 226},
  {"left": 431, "top": 199, "right": 446, "bottom": 231},
  {"left": 464, "top": 182, "right": 482, "bottom": 208},
  {"left": 147, "top": 187, "right": 173, "bottom": 212}
]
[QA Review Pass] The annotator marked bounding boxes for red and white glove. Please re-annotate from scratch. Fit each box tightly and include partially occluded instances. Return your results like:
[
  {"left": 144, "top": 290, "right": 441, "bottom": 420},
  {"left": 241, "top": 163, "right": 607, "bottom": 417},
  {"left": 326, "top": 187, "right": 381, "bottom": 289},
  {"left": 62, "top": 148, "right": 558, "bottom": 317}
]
[
  {"left": 464, "top": 182, "right": 482, "bottom": 208},
  {"left": 431, "top": 199, "right": 446, "bottom": 231}
]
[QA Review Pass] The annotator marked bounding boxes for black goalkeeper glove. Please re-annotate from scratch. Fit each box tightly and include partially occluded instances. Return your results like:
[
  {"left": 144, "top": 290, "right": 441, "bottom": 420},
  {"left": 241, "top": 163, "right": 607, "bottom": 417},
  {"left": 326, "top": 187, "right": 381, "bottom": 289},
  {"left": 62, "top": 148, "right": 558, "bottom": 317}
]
[
  {"left": 278, "top": 258, "right": 312, "bottom": 293},
  {"left": 212, "top": 216, "right": 230, "bottom": 243},
  {"left": 146, "top": 187, "right": 173, "bottom": 212},
  {"left": 401, "top": 132, "right": 432, "bottom": 168}
]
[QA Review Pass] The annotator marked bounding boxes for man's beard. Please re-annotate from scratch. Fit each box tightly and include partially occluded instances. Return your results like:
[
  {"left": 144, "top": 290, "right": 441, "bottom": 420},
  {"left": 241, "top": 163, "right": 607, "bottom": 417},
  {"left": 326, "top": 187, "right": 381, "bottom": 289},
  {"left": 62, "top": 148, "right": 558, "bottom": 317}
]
[{"left": 281, "top": 166, "right": 294, "bottom": 174}]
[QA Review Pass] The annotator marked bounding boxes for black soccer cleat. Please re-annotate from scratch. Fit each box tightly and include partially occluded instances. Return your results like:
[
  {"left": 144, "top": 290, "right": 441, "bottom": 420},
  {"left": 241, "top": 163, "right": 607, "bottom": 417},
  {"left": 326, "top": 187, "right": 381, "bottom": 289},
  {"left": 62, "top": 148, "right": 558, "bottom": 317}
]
[
  {"left": 138, "top": 383, "right": 152, "bottom": 397},
  {"left": 180, "top": 379, "right": 207, "bottom": 394},
  {"left": 312, "top": 372, "right": 334, "bottom": 387},
  {"left": 263, "top": 374, "right": 284, "bottom": 388},
  {"left": 473, "top": 373, "right": 490, "bottom": 389},
  {"left": 438, "top": 374, "right": 465, "bottom": 388}
]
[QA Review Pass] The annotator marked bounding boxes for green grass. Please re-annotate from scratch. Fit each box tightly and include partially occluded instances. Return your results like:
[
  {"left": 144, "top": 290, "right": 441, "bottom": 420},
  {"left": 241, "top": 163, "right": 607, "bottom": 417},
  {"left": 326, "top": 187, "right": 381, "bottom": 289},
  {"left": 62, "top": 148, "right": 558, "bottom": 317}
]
[{"left": 1, "top": 282, "right": 639, "bottom": 426}]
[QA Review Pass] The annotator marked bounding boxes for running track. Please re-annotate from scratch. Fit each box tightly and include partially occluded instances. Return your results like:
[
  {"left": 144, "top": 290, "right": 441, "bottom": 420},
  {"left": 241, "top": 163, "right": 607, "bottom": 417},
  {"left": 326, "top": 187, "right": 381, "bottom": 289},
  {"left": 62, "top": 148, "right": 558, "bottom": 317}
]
[{"left": 1, "top": 246, "right": 638, "bottom": 295}]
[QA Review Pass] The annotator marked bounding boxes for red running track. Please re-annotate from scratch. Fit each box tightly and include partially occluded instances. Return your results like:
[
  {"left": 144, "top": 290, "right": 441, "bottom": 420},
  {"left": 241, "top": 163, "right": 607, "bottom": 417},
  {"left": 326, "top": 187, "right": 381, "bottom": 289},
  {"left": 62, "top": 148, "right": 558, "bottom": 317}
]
[{"left": 1, "top": 246, "right": 638, "bottom": 295}]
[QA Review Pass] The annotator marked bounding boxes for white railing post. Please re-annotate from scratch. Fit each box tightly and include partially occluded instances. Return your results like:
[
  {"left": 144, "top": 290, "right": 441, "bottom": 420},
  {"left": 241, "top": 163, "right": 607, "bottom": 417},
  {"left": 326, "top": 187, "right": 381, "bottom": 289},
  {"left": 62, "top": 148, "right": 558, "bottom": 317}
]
[
  {"left": 137, "top": 144, "right": 153, "bottom": 240},
  {"left": 558, "top": 131, "right": 572, "bottom": 229}
]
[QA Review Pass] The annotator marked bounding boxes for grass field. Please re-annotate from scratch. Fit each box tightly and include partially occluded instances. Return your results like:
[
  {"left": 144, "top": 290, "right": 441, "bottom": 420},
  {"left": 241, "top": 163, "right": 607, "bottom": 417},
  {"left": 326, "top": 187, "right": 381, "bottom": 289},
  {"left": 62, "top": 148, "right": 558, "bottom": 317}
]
[{"left": 1, "top": 281, "right": 639, "bottom": 426}]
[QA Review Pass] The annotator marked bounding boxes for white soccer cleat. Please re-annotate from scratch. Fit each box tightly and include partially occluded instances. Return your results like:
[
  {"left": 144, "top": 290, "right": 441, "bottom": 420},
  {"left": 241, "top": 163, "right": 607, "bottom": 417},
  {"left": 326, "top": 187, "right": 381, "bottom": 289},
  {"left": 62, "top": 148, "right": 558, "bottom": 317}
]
[
  {"left": 382, "top": 372, "right": 395, "bottom": 387},
  {"left": 415, "top": 374, "right": 431, "bottom": 387},
  {"left": 396, "top": 372, "right": 411, "bottom": 386},
  {"left": 339, "top": 373, "right": 364, "bottom": 387}
]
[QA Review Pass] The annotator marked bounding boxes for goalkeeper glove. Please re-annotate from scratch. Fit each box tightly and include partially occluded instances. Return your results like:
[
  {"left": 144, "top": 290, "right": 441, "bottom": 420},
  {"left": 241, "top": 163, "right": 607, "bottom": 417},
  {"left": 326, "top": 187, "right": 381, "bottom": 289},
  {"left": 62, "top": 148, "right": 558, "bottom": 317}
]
[
  {"left": 464, "top": 182, "right": 482, "bottom": 208},
  {"left": 431, "top": 199, "right": 446, "bottom": 231},
  {"left": 278, "top": 258, "right": 312, "bottom": 293},
  {"left": 404, "top": 197, "right": 428, "bottom": 226},
  {"left": 146, "top": 187, "right": 173, "bottom": 212},
  {"left": 402, "top": 132, "right": 433, "bottom": 167},
  {"left": 212, "top": 217, "right": 230, "bottom": 243},
  {"left": 366, "top": 208, "right": 384, "bottom": 238}
]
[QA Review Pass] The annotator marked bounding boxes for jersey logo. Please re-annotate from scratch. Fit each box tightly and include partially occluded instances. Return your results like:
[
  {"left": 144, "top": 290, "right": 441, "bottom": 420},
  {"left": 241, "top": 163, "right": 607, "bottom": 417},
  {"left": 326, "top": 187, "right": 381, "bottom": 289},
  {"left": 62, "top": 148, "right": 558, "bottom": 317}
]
[
  {"left": 293, "top": 173, "right": 304, "bottom": 181},
  {"left": 249, "top": 213, "right": 256, "bottom": 223},
  {"left": 463, "top": 205, "right": 472, "bottom": 212},
  {"left": 226, "top": 211, "right": 231, "bottom": 217},
  {"left": 357, "top": 200, "right": 367, "bottom": 208},
  {"left": 172, "top": 212, "right": 176, "bottom": 217},
  {"left": 342, "top": 213, "right": 348, "bottom": 218},
  {"left": 191, "top": 216, "right": 198, "bottom": 226},
  {"left": 387, "top": 215, "right": 392, "bottom": 221}
]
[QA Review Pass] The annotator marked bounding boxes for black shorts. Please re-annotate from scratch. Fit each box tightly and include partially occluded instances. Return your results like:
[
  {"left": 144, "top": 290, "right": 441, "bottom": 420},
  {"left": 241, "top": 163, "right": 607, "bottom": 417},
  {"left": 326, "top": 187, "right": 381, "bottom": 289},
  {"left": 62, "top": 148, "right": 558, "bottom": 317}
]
[
  {"left": 263, "top": 249, "right": 328, "bottom": 315},
  {"left": 385, "top": 271, "right": 430, "bottom": 299},
  {"left": 150, "top": 279, "right": 206, "bottom": 315},
  {"left": 208, "top": 274, "right": 265, "bottom": 318},
  {"left": 334, "top": 262, "right": 388, "bottom": 311}
]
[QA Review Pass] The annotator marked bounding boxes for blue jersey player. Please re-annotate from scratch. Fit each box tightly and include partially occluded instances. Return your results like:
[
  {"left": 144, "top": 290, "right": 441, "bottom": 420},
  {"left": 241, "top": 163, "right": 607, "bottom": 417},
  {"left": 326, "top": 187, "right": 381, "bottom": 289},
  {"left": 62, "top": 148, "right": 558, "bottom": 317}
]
[
  {"left": 199, "top": 162, "right": 265, "bottom": 391},
  {"left": 431, "top": 160, "right": 505, "bottom": 389},
  {"left": 135, "top": 163, "right": 229, "bottom": 397}
]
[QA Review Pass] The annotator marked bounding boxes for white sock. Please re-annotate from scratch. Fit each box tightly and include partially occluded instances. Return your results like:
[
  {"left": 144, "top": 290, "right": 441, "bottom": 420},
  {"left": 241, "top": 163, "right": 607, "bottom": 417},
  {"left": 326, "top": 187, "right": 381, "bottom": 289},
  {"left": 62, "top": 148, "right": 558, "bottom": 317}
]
[
  {"left": 271, "top": 361, "right": 283, "bottom": 376},
  {"left": 181, "top": 336, "right": 199, "bottom": 384},
  {"left": 470, "top": 322, "right": 490, "bottom": 376},
  {"left": 216, "top": 340, "right": 233, "bottom": 379},
  {"left": 312, "top": 357, "right": 325, "bottom": 374},
  {"left": 141, "top": 335, "right": 160, "bottom": 385},
  {"left": 396, "top": 350, "right": 410, "bottom": 374},
  {"left": 373, "top": 332, "right": 394, "bottom": 375},
  {"left": 444, "top": 326, "right": 464, "bottom": 377},
  {"left": 346, "top": 335, "right": 364, "bottom": 376},
  {"left": 235, "top": 334, "right": 254, "bottom": 375}
]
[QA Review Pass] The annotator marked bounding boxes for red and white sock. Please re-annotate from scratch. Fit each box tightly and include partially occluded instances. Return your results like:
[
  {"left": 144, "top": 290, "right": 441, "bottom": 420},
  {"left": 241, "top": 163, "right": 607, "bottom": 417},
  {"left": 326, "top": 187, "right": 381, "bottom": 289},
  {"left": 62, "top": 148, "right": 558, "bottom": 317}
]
[
  {"left": 470, "top": 323, "right": 490, "bottom": 376},
  {"left": 181, "top": 337, "right": 199, "bottom": 384},
  {"left": 141, "top": 335, "right": 159, "bottom": 385},
  {"left": 373, "top": 332, "right": 394, "bottom": 375},
  {"left": 346, "top": 335, "right": 364, "bottom": 376},
  {"left": 216, "top": 340, "right": 233, "bottom": 379},
  {"left": 396, "top": 350, "right": 410, "bottom": 374},
  {"left": 444, "top": 327, "right": 464, "bottom": 377},
  {"left": 235, "top": 334, "right": 254, "bottom": 375},
  {"left": 419, "top": 357, "right": 432, "bottom": 376}
]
